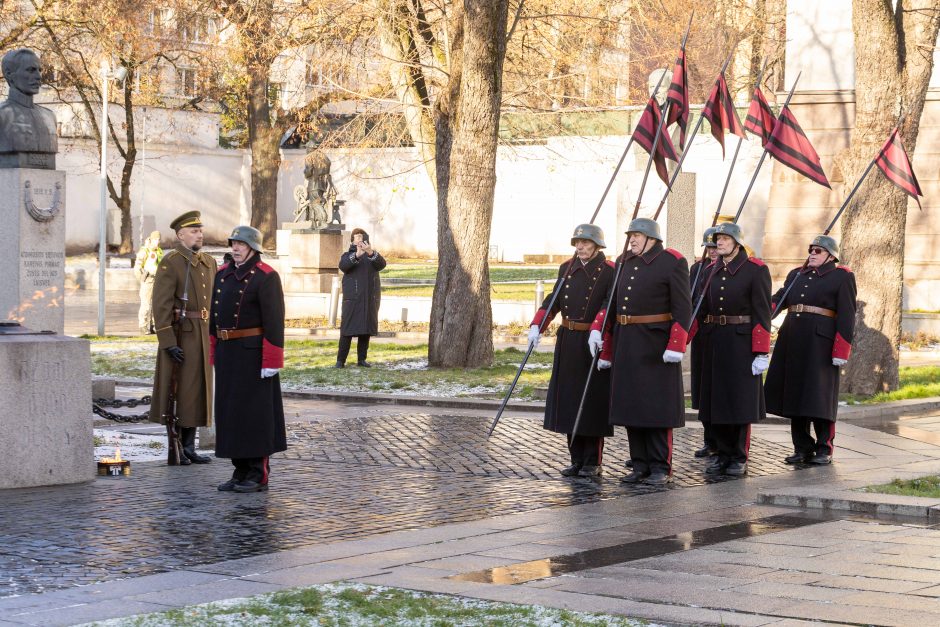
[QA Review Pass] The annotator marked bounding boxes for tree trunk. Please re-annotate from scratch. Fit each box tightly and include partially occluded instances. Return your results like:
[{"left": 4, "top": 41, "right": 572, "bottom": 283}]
[
  {"left": 837, "top": 0, "right": 940, "bottom": 395},
  {"left": 118, "top": 75, "right": 136, "bottom": 254},
  {"left": 428, "top": 0, "right": 509, "bottom": 367},
  {"left": 246, "top": 59, "right": 281, "bottom": 248}
]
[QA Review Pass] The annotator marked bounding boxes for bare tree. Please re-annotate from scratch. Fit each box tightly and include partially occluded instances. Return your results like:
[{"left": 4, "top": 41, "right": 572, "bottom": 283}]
[{"left": 837, "top": 0, "right": 940, "bottom": 394}]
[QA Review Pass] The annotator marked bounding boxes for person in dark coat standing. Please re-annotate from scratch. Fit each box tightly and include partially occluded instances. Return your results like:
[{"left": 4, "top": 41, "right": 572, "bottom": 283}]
[
  {"left": 336, "top": 228, "right": 386, "bottom": 368},
  {"left": 765, "top": 235, "right": 857, "bottom": 465},
  {"left": 211, "top": 226, "right": 287, "bottom": 493},
  {"left": 529, "top": 224, "right": 615, "bottom": 478},
  {"left": 588, "top": 218, "right": 692, "bottom": 486},
  {"left": 694, "top": 222, "right": 771, "bottom": 477},
  {"left": 689, "top": 226, "right": 719, "bottom": 459}
]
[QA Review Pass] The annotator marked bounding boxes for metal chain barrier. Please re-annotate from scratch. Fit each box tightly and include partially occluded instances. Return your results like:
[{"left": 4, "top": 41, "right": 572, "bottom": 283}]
[{"left": 92, "top": 396, "right": 152, "bottom": 423}]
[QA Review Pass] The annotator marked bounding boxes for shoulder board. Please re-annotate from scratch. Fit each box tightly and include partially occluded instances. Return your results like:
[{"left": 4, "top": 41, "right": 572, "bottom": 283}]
[
  {"left": 256, "top": 261, "right": 275, "bottom": 274},
  {"left": 664, "top": 248, "right": 684, "bottom": 260},
  {"left": 747, "top": 257, "right": 766, "bottom": 267},
  {"left": 218, "top": 262, "right": 231, "bottom": 273},
  {"left": 560, "top": 259, "right": 573, "bottom": 272},
  {"left": 605, "top": 260, "right": 615, "bottom": 268},
  {"left": 163, "top": 249, "right": 179, "bottom": 260},
  {"left": 836, "top": 265, "right": 852, "bottom": 273}
]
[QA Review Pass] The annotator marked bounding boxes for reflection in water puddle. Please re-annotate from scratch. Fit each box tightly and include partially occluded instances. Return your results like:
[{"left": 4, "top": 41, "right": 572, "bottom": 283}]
[{"left": 451, "top": 514, "right": 827, "bottom": 585}]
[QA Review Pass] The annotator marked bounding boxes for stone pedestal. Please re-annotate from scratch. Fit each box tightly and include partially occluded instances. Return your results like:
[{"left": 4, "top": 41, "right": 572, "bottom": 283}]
[
  {"left": 0, "top": 331, "right": 93, "bottom": 489},
  {"left": 276, "top": 225, "right": 349, "bottom": 294},
  {"left": 0, "top": 168, "right": 66, "bottom": 334}
]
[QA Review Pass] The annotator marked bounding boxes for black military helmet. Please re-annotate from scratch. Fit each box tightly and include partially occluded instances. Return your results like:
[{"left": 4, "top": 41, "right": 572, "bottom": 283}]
[
  {"left": 810, "top": 234, "right": 839, "bottom": 260},
  {"left": 570, "top": 223, "right": 606, "bottom": 248},
  {"left": 701, "top": 226, "right": 718, "bottom": 248},
  {"left": 625, "top": 217, "right": 662, "bottom": 241},
  {"left": 228, "top": 225, "right": 264, "bottom": 253},
  {"left": 712, "top": 222, "right": 745, "bottom": 247}
]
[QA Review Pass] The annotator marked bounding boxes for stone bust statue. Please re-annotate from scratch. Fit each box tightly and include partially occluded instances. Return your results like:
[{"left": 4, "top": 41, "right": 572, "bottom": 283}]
[{"left": 0, "top": 48, "right": 57, "bottom": 169}]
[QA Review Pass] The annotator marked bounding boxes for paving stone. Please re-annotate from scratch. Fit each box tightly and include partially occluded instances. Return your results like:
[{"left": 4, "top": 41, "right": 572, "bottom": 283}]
[
  {"left": 810, "top": 575, "right": 932, "bottom": 594},
  {"left": 774, "top": 598, "right": 940, "bottom": 626},
  {"left": 125, "top": 578, "right": 283, "bottom": 607},
  {"left": 3, "top": 600, "right": 169, "bottom": 627},
  {"left": 731, "top": 580, "right": 857, "bottom": 602}
]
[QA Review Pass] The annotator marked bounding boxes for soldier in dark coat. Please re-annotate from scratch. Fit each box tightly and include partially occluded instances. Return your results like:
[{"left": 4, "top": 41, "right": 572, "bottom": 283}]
[
  {"left": 694, "top": 222, "right": 771, "bottom": 476},
  {"left": 588, "top": 218, "right": 692, "bottom": 486},
  {"left": 149, "top": 211, "right": 216, "bottom": 465},
  {"left": 529, "top": 224, "right": 615, "bottom": 478},
  {"left": 336, "top": 228, "right": 387, "bottom": 367},
  {"left": 765, "top": 235, "right": 857, "bottom": 465},
  {"left": 689, "top": 226, "right": 719, "bottom": 459},
  {"left": 211, "top": 226, "right": 287, "bottom": 493}
]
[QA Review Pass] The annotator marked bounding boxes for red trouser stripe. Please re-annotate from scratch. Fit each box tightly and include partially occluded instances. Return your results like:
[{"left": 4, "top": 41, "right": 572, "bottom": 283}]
[
  {"left": 261, "top": 456, "right": 269, "bottom": 485},
  {"left": 825, "top": 422, "right": 836, "bottom": 456},
  {"left": 744, "top": 425, "right": 752, "bottom": 458}
]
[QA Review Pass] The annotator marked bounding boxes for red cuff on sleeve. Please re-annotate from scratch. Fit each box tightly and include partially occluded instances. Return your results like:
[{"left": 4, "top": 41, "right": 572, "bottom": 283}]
[
  {"left": 209, "top": 335, "right": 217, "bottom": 366},
  {"left": 591, "top": 309, "right": 606, "bottom": 332},
  {"left": 752, "top": 323, "right": 771, "bottom": 353},
  {"left": 771, "top": 301, "right": 777, "bottom": 313},
  {"left": 832, "top": 332, "right": 852, "bottom": 360},
  {"left": 262, "top": 338, "right": 284, "bottom": 369},
  {"left": 531, "top": 308, "right": 547, "bottom": 328},
  {"left": 687, "top": 319, "right": 699, "bottom": 345},
  {"left": 600, "top": 328, "right": 613, "bottom": 361},
  {"left": 667, "top": 322, "right": 688, "bottom": 353}
]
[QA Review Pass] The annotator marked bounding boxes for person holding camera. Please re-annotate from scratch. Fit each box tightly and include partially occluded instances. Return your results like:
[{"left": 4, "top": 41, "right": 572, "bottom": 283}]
[{"left": 336, "top": 228, "right": 386, "bottom": 367}]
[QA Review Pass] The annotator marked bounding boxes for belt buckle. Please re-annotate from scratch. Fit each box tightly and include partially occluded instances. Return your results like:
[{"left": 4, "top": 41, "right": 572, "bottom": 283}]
[
  {"left": 718, "top": 315, "right": 727, "bottom": 326},
  {"left": 566, "top": 320, "right": 575, "bottom": 330},
  {"left": 201, "top": 307, "right": 209, "bottom": 321},
  {"left": 794, "top": 304, "right": 804, "bottom": 313},
  {"left": 219, "top": 329, "right": 230, "bottom": 340}
]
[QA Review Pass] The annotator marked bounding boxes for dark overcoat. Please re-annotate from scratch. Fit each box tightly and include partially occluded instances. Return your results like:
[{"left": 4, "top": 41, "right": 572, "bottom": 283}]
[
  {"left": 593, "top": 242, "right": 692, "bottom": 429},
  {"left": 688, "top": 259, "right": 708, "bottom": 411},
  {"left": 149, "top": 245, "right": 216, "bottom": 427},
  {"left": 339, "top": 246, "right": 387, "bottom": 336},
  {"left": 695, "top": 249, "right": 771, "bottom": 425},
  {"left": 765, "top": 260, "right": 857, "bottom": 421},
  {"left": 210, "top": 253, "right": 287, "bottom": 459},
  {"left": 534, "top": 252, "right": 615, "bottom": 437}
]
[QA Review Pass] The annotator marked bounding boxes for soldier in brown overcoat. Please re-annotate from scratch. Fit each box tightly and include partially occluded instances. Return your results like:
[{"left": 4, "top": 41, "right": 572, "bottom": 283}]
[{"left": 149, "top": 211, "right": 217, "bottom": 465}]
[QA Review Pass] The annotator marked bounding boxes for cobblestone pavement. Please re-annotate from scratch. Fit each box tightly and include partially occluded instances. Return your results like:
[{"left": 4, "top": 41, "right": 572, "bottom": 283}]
[{"left": 2, "top": 412, "right": 794, "bottom": 598}]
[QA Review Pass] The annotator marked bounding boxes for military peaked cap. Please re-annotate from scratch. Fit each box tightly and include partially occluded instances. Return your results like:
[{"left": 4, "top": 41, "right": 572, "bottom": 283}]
[{"left": 170, "top": 211, "right": 203, "bottom": 232}]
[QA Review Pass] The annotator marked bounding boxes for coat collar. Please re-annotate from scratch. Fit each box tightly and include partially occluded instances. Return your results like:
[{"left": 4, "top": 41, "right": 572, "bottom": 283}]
[
  {"left": 232, "top": 251, "right": 261, "bottom": 280},
  {"left": 720, "top": 247, "right": 749, "bottom": 275},
  {"left": 815, "top": 259, "right": 838, "bottom": 276},
  {"left": 626, "top": 241, "right": 663, "bottom": 265},
  {"left": 569, "top": 250, "right": 607, "bottom": 275}
]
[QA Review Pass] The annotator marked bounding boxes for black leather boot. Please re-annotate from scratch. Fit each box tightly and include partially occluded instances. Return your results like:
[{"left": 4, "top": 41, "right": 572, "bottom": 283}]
[{"left": 181, "top": 427, "right": 211, "bottom": 464}]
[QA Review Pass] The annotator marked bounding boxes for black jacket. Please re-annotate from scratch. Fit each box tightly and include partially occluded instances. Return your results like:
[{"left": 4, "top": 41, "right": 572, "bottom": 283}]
[{"left": 339, "top": 245, "right": 387, "bottom": 336}]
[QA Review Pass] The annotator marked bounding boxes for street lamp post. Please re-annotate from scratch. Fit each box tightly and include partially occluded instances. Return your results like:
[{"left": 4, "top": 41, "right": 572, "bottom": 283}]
[{"left": 97, "top": 61, "right": 127, "bottom": 336}]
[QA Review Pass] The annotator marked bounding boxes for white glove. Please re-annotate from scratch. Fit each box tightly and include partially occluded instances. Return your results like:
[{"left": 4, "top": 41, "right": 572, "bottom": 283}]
[
  {"left": 662, "top": 349, "right": 683, "bottom": 363},
  {"left": 832, "top": 357, "right": 847, "bottom": 367},
  {"left": 597, "top": 359, "right": 612, "bottom": 370},
  {"left": 751, "top": 354, "right": 770, "bottom": 376},
  {"left": 528, "top": 325, "right": 541, "bottom": 347},
  {"left": 588, "top": 330, "right": 603, "bottom": 357},
  {"left": 261, "top": 368, "right": 280, "bottom": 378}
]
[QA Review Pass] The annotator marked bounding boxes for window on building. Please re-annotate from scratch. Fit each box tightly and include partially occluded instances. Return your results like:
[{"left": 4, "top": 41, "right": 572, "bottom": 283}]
[
  {"left": 148, "top": 8, "right": 172, "bottom": 36},
  {"left": 180, "top": 15, "right": 217, "bottom": 43},
  {"left": 178, "top": 67, "right": 197, "bottom": 97}
]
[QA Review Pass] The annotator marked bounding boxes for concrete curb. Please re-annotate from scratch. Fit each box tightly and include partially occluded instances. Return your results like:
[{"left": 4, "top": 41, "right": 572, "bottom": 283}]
[
  {"left": 284, "top": 327, "right": 543, "bottom": 345},
  {"left": 758, "top": 486, "right": 940, "bottom": 520}
]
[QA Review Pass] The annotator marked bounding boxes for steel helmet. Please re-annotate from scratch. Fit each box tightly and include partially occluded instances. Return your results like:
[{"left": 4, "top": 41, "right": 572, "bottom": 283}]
[
  {"left": 701, "top": 226, "right": 718, "bottom": 248},
  {"left": 810, "top": 235, "right": 840, "bottom": 260},
  {"left": 712, "top": 222, "right": 745, "bottom": 248},
  {"left": 570, "top": 223, "right": 606, "bottom": 248},
  {"left": 625, "top": 217, "right": 663, "bottom": 241},
  {"left": 228, "top": 225, "right": 264, "bottom": 253}
]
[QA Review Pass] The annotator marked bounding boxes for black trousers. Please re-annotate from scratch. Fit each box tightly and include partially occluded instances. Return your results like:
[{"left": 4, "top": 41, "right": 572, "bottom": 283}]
[
  {"left": 626, "top": 427, "right": 672, "bottom": 475},
  {"left": 713, "top": 424, "right": 751, "bottom": 464},
  {"left": 231, "top": 457, "right": 270, "bottom": 484},
  {"left": 566, "top": 434, "right": 604, "bottom": 467},
  {"left": 791, "top": 418, "right": 835, "bottom": 456},
  {"left": 701, "top": 420, "right": 717, "bottom": 450},
  {"left": 337, "top": 334, "right": 371, "bottom": 364}
]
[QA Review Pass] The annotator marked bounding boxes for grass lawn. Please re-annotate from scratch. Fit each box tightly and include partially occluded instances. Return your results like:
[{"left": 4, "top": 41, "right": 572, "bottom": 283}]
[
  {"left": 89, "top": 583, "right": 645, "bottom": 626},
  {"left": 840, "top": 366, "right": 940, "bottom": 405},
  {"left": 384, "top": 282, "right": 543, "bottom": 301},
  {"left": 90, "top": 336, "right": 553, "bottom": 399},
  {"left": 384, "top": 263, "right": 558, "bottom": 283},
  {"left": 863, "top": 475, "right": 940, "bottom": 498}
]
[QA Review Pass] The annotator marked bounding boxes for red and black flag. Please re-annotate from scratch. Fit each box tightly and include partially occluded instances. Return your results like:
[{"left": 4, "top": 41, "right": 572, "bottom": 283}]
[
  {"left": 702, "top": 72, "right": 745, "bottom": 158},
  {"left": 875, "top": 128, "right": 923, "bottom": 209},
  {"left": 632, "top": 96, "right": 679, "bottom": 185},
  {"left": 744, "top": 86, "right": 775, "bottom": 146},
  {"left": 665, "top": 48, "right": 690, "bottom": 150},
  {"left": 765, "top": 107, "right": 831, "bottom": 188}
]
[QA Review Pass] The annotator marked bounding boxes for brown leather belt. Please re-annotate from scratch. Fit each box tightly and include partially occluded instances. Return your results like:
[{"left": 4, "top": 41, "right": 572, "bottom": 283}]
[
  {"left": 217, "top": 327, "right": 264, "bottom": 341},
  {"left": 174, "top": 307, "right": 209, "bottom": 321},
  {"left": 616, "top": 313, "right": 672, "bottom": 325},
  {"left": 788, "top": 304, "right": 836, "bottom": 318},
  {"left": 704, "top": 315, "right": 751, "bottom": 325},
  {"left": 560, "top": 318, "right": 592, "bottom": 331}
]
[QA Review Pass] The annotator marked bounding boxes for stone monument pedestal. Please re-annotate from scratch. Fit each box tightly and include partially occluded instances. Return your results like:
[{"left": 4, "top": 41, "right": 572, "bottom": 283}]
[
  {"left": 0, "top": 328, "right": 93, "bottom": 489},
  {"left": 0, "top": 168, "right": 66, "bottom": 334},
  {"left": 276, "top": 224, "right": 348, "bottom": 293}
]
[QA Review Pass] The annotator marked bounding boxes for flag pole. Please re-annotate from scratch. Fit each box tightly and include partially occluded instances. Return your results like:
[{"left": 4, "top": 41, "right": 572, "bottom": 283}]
[
  {"left": 588, "top": 69, "right": 669, "bottom": 224},
  {"left": 732, "top": 71, "right": 802, "bottom": 224},
  {"left": 653, "top": 48, "right": 736, "bottom": 220}
]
